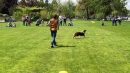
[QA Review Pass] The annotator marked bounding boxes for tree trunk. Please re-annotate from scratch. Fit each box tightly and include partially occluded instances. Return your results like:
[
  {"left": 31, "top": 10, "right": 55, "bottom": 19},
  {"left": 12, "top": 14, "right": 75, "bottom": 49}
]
[{"left": 85, "top": 6, "right": 89, "bottom": 20}]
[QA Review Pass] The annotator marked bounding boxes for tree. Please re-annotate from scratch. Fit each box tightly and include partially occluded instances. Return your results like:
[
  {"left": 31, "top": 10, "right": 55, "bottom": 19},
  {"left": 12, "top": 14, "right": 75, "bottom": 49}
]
[
  {"left": 111, "top": 0, "right": 128, "bottom": 16},
  {"left": 2, "top": 0, "right": 18, "bottom": 14},
  {"left": 52, "top": 0, "right": 58, "bottom": 5},
  {"left": 77, "top": 0, "right": 90, "bottom": 19},
  {"left": 18, "top": 0, "right": 41, "bottom": 7},
  {"left": 40, "top": 0, "right": 44, "bottom": 7},
  {"left": 76, "top": 0, "right": 128, "bottom": 20},
  {"left": 51, "top": 0, "right": 58, "bottom": 12},
  {"left": 0, "top": 0, "right": 3, "bottom": 13},
  {"left": 66, "top": 0, "right": 75, "bottom": 17},
  {"left": 45, "top": 0, "right": 49, "bottom": 11},
  {"left": 18, "top": 0, "right": 27, "bottom": 7},
  {"left": 93, "top": 0, "right": 112, "bottom": 19}
]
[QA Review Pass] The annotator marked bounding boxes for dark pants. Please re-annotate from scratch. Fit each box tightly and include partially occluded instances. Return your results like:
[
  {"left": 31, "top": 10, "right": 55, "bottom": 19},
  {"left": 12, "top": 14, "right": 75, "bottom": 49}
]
[
  {"left": 118, "top": 20, "right": 121, "bottom": 25},
  {"left": 25, "top": 20, "right": 28, "bottom": 26},
  {"left": 51, "top": 30, "right": 57, "bottom": 46},
  {"left": 60, "top": 21, "right": 62, "bottom": 26},
  {"left": 63, "top": 19, "right": 66, "bottom": 26},
  {"left": 23, "top": 21, "right": 25, "bottom": 26}
]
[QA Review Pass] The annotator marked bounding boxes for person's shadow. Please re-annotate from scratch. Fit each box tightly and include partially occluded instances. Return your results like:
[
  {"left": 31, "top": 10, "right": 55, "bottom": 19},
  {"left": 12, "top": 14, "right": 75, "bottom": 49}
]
[{"left": 55, "top": 45, "right": 75, "bottom": 48}]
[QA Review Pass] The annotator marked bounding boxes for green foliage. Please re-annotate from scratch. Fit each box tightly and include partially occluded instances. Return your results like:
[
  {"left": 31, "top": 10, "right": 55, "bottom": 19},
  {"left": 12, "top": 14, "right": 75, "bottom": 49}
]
[
  {"left": 40, "top": 10, "right": 48, "bottom": 19},
  {"left": 13, "top": 11, "right": 23, "bottom": 20},
  {"left": 0, "top": 0, "right": 2, "bottom": 12},
  {"left": 9, "top": 5, "right": 18, "bottom": 15},
  {"left": 12, "top": 7, "right": 32, "bottom": 20},
  {"left": 75, "top": 11, "right": 86, "bottom": 18},
  {"left": 95, "top": 13, "right": 104, "bottom": 20},
  {"left": 77, "top": 0, "right": 128, "bottom": 19},
  {"left": 0, "top": 13, "right": 2, "bottom": 17},
  {"left": 21, "top": 7, "right": 30, "bottom": 14},
  {"left": 18, "top": 0, "right": 42, "bottom": 7},
  {"left": 31, "top": 13, "right": 41, "bottom": 20},
  {"left": 52, "top": 0, "right": 58, "bottom": 5}
]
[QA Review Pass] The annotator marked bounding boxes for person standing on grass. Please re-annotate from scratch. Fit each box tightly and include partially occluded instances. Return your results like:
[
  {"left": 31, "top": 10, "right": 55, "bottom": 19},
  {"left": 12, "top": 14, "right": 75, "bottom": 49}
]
[
  {"left": 117, "top": 16, "right": 122, "bottom": 25},
  {"left": 47, "top": 14, "right": 59, "bottom": 48},
  {"left": 111, "top": 16, "right": 115, "bottom": 26},
  {"left": 22, "top": 16, "right": 25, "bottom": 26},
  {"left": 59, "top": 15, "right": 63, "bottom": 26},
  {"left": 63, "top": 15, "right": 67, "bottom": 26},
  {"left": 25, "top": 17, "right": 29, "bottom": 26}
]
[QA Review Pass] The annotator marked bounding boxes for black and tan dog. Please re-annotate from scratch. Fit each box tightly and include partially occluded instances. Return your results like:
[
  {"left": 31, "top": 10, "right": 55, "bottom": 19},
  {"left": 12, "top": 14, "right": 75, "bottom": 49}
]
[{"left": 73, "top": 30, "right": 86, "bottom": 38}]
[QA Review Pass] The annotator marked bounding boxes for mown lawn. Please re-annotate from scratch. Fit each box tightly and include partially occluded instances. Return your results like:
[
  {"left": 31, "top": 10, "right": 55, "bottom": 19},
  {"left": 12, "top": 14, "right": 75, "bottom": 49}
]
[{"left": 0, "top": 20, "right": 130, "bottom": 73}]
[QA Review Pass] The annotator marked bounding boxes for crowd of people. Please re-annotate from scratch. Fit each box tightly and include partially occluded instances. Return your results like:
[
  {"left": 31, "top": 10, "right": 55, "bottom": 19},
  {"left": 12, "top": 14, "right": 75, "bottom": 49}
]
[
  {"left": 101, "top": 16, "right": 123, "bottom": 26},
  {"left": 6, "top": 22, "right": 16, "bottom": 27},
  {"left": 20, "top": 14, "right": 73, "bottom": 27},
  {"left": 6, "top": 14, "right": 126, "bottom": 28},
  {"left": 111, "top": 16, "right": 122, "bottom": 26},
  {"left": 5, "top": 14, "right": 127, "bottom": 48},
  {"left": 22, "top": 15, "right": 31, "bottom": 26}
]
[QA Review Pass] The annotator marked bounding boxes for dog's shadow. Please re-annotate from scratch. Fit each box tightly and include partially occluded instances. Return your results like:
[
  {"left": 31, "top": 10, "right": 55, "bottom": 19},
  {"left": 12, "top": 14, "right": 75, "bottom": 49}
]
[{"left": 73, "top": 37, "right": 86, "bottom": 39}]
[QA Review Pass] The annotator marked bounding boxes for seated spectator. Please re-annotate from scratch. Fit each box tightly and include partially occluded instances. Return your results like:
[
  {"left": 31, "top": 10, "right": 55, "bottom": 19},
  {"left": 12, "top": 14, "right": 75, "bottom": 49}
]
[
  {"left": 101, "top": 19, "right": 106, "bottom": 26},
  {"left": 68, "top": 20, "right": 73, "bottom": 26},
  {"left": 6, "top": 22, "right": 12, "bottom": 27},
  {"left": 13, "top": 23, "right": 16, "bottom": 27},
  {"left": 36, "top": 18, "right": 42, "bottom": 26},
  {"left": 41, "top": 19, "right": 44, "bottom": 26}
]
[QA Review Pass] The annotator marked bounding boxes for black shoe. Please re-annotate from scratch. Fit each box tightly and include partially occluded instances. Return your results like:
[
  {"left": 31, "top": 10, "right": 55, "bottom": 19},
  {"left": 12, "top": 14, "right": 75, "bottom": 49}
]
[{"left": 51, "top": 46, "right": 54, "bottom": 48}]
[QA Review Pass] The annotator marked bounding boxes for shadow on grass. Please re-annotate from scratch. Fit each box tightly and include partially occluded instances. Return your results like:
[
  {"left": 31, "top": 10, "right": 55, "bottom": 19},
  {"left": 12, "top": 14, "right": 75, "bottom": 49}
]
[
  {"left": 57, "top": 45, "right": 75, "bottom": 48},
  {"left": 48, "top": 45, "right": 76, "bottom": 49},
  {"left": 73, "top": 37, "right": 86, "bottom": 39}
]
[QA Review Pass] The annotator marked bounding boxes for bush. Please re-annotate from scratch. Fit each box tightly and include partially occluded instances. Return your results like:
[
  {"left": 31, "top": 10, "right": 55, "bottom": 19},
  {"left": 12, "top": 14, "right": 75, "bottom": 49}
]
[
  {"left": 13, "top": 11, "right": 23, "bottom": 20},
  {"left": 95, "top": 13, "right": 104, "bottom": 20},
  {"left": 0, "top": 13, "right": 2, "bottom": 17},
  {"left": 31, "top": 13, "right": 41, "bottom": 21},
  {"left": 40, "top": 10, "right": 48, "bottom": 19}
]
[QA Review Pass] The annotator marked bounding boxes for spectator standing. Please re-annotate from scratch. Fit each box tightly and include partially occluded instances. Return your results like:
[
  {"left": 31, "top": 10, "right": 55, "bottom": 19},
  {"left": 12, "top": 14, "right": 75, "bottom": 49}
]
[
  {"left": 117, "top": 16, "right": 122, "bottom": 25},
  {"left": 63, "top": 15, "right": 67, "bottom": 26},
  {"left": 114, "top": 16, "right": 118, "bottom": 26},
  {"left": 59, "top": 15, "right": 63, "bottom": 26},
  {"left": 22, "top": 16, "right": 25, "bottom": 26},
  {"left": 111, "top": 16, "right": 115, "bottom": 26},
  {"left": 25, "top": 17, "right": 28, "bottom": 26}
]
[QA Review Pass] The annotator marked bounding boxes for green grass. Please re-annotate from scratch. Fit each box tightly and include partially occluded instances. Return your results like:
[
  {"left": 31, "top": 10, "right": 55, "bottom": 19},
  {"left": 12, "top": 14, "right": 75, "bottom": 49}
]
[{"left": 0, "top": 20, "right": 130, "bottom": 73}]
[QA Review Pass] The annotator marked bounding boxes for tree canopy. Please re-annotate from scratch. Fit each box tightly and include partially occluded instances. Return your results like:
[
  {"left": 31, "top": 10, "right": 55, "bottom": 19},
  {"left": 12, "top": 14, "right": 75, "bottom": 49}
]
[
  {"left": 76, "top": 0, "right": 128, "bottom": 19},
  {"left": 0, "top": 0, "right": 129, "bottom": 20}
]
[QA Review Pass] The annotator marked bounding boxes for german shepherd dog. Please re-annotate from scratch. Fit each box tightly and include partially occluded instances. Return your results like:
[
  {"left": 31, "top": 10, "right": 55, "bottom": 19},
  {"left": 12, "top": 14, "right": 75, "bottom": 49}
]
[{"left": 73, "top": 30, "right": 86, "bottom": 38}]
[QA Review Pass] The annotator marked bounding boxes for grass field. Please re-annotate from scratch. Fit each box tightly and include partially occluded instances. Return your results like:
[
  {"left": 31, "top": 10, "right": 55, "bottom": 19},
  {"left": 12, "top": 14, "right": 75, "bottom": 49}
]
[{"left": 0, "top": 20, "right": 130, "bottom": 73}]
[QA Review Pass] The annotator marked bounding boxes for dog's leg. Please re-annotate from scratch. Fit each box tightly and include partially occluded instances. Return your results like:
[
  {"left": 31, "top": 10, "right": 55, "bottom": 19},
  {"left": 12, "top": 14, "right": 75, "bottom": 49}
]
[
  {"left": 73, "top": 34, "right": 75, "bottom": 38},
  {"left": 84, "top": 35, "right": 86, "bottom": 38}
]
